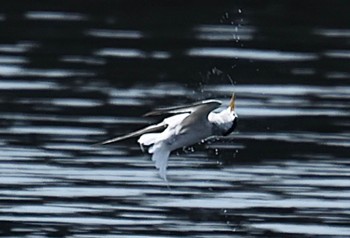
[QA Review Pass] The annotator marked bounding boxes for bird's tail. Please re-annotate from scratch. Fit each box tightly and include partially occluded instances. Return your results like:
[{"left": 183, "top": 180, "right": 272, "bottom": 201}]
[
  {"left": 138, "top": 134, "right": 170, "bottom": 180},
  {"left": 138, "top": 141, "right": 168, "bottom": 181}
]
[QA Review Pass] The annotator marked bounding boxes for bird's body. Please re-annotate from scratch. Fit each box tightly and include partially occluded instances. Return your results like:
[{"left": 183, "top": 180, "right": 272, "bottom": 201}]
[{"left": 99, "top": 96, "right": 237, "bottom": 180}]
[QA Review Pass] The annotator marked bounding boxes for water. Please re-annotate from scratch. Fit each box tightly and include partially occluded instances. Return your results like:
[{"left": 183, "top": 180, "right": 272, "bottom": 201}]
[{"left": 1, "top": 1, "right": 350, "bottom": 237}]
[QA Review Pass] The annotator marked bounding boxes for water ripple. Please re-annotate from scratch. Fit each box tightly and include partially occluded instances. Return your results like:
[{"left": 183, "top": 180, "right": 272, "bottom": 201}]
[{"left": 187, "top": 48, "right": 317, "bottom": 61}]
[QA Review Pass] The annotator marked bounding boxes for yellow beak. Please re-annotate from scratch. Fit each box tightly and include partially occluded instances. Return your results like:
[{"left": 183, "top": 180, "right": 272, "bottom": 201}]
[{"left": 229, "top": 93, "right": 235, "bottom": 111}]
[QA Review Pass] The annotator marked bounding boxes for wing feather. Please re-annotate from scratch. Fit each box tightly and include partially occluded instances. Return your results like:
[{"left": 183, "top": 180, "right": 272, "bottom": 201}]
[
  {"left": 95, "top": 99, "right": 221, "bottom": 146},
  {"left": 94, "top": 123, "right": 167, "bottom": 145},
  {"left": 179, "top": 100, "right": 222, "bottom": 132},
  {"left": 144, "top": 99, "right": 222, "bottom": 117}
]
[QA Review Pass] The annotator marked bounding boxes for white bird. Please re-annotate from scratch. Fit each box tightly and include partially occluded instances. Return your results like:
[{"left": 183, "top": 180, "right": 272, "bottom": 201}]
[{"left": 99, "top": 94, "right": 238, "bottom": 180}]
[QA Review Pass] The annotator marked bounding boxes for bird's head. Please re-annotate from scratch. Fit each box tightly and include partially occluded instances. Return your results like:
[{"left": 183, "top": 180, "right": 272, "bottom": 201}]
[
  {"left": 222, "top": 93, "right": 238, "bottom": 136},
  {"left": 209, "top": 93, "right": 238, "bottom": 136}
]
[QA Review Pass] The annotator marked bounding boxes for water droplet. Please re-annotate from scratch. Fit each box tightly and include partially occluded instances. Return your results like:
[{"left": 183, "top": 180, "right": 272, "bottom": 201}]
[
  {"left": 238, "top": 9, "right": 242, "bottom": 14},
  {"left": 214, "top": 148, "right": 219, "bottom": 155}
]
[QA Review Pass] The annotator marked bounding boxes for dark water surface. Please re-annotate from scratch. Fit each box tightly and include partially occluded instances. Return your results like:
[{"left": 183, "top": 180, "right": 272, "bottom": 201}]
[{"left": 1, "top": 1, "right": 350, "bottom": 237}]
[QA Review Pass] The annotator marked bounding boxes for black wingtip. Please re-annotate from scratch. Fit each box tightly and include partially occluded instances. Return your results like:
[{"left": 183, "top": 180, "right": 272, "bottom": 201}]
[
  {"left": 91, "top": 140, "right": 110, "bottom": 147},
  {"left": 91, "top": 136, "right": 124, "bottom": 147},
  {"left": 91, "top": 142, "right": 101, "bottom": 147}
]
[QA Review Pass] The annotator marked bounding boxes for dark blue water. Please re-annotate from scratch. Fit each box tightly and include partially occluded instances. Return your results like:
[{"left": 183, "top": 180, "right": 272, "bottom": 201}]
[{"left": 0, "top": 1, "right": 350, "bottom": 237}]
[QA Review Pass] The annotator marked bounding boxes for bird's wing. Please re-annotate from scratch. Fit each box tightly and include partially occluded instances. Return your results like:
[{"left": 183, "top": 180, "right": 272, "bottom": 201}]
[
  {"left": 178, "top": 100, "right": 222, "bottom": 133},
  {"left": 144, "top": 99, "right": 222, "bottom": 117},
  {"left": 95, "top": 123, "right": 167, "bottom": 145}
]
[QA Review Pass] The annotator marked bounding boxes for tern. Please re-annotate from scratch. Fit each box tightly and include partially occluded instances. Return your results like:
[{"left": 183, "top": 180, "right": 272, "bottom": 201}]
[{"left": 98, "top": 94, "right": 238, "bottom": 180}]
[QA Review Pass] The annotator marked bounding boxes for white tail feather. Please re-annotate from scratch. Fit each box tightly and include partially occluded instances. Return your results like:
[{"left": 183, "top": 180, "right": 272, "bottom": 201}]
[
  {"left": 138, "top": 133, "right": 171, "bottom": 180},
  {"left": 149, "top": 143, "right": 170, "bottom": 181}
]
